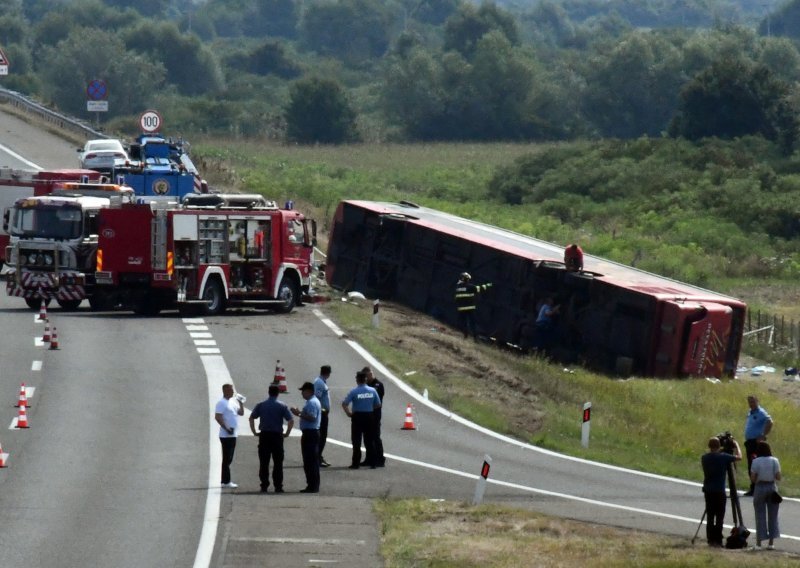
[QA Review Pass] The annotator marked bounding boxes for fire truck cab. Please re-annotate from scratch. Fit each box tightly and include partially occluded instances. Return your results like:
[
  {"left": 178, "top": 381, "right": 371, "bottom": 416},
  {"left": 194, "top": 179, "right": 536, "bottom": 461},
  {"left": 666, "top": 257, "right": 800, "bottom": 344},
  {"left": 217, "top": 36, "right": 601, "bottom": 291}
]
[
  {"left": 95, "top": 194, "right": 316, "bottom": 316},
  {"left": 4, "top": 182, "right": 135, "bottom": 310}
]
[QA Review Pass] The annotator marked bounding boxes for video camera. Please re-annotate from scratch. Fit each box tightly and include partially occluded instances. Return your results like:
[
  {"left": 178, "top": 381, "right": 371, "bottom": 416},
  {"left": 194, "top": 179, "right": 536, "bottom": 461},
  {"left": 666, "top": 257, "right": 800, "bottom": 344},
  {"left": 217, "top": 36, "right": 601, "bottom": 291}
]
[{"left": 716, "top": 431, "right": 737, "bottom": 454}]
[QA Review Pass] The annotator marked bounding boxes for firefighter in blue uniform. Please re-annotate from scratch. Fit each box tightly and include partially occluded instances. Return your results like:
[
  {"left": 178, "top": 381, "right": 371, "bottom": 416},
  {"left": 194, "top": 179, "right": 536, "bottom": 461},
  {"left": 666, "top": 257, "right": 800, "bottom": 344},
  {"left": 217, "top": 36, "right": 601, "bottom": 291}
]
[{"left": 454, "top": 272, "right": 492, "bottom": 339}]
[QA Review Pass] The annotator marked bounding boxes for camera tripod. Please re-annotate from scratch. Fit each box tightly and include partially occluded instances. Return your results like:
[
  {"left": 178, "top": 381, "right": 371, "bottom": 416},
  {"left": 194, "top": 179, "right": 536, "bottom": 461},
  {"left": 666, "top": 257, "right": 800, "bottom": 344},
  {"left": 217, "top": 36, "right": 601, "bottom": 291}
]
[{"left": 692, "top": 463, "right": 749, "bottom": 545}]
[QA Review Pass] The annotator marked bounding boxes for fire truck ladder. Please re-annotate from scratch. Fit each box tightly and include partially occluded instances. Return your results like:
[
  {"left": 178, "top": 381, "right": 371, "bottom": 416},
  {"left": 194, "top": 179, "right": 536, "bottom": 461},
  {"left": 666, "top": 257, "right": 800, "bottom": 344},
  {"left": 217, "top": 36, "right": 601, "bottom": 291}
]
[{"left": 151, "top": 210, "right": 168, "bottom": 271}]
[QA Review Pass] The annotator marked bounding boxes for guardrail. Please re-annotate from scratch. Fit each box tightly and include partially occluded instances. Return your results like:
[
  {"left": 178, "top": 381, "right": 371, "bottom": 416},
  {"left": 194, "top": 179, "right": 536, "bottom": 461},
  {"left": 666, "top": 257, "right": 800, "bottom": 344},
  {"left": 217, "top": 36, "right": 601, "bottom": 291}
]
[{"left": 0, "top": 86, "right": 106, "bottom": 140}]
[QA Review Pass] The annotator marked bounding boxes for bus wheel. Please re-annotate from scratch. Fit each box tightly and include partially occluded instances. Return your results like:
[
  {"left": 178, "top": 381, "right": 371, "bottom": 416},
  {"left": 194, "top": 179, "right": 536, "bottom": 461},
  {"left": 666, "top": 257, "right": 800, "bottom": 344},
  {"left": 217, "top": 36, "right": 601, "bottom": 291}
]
[
  {"left": 275, "top": 277, "right": 297, "bottom": 314},
  {"left": 201, "top": 278, "right": 226, "bottom": 316}
]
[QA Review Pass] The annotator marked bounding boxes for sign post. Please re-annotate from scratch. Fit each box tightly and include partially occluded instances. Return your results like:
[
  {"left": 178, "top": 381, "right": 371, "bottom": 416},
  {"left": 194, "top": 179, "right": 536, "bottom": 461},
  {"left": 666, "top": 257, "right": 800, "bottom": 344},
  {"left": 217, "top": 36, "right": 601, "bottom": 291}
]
[
  {"left": 139, "top": 109, "right": 163, "bottom": 134},
  {"left": 0, "top": 46, "right": 9, "bottom": 75},
  {"left": 372, "top": 299, "right": 380, "bottom": 328},
  {"left": 86, "top": 79, "right": 108, "bottom": 128},
  {"left": 472, "top": 454, "right": 492, "bottom": 505},
  {"left": 581, "top": 402, "right": 592, "bottom": 448}
]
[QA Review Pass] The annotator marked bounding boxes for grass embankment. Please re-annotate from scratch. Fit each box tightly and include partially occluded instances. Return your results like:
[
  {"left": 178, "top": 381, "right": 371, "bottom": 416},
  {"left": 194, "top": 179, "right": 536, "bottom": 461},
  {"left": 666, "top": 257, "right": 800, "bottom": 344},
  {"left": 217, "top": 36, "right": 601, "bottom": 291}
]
[
  {"left": 378, "top": 499, "right": 799, "bottom": 568},
  {"left": 327, "top": 299, "right": 799, "bottom": 492}
]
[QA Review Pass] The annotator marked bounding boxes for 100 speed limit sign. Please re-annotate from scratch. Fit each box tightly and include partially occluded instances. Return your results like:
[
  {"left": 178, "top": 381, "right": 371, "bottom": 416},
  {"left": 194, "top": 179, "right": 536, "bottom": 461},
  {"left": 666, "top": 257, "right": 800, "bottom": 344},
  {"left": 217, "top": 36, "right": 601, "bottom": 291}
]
[{"left": 139, "top": 110, "right": 163, "bottom": 133}]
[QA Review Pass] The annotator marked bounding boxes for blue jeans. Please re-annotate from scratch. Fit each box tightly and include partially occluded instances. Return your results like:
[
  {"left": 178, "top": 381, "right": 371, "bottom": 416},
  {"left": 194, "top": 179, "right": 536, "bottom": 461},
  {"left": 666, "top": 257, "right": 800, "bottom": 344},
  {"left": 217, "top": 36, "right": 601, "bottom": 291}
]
[{"left": 753, "top": 483, "right": 780, "bottom": 542}]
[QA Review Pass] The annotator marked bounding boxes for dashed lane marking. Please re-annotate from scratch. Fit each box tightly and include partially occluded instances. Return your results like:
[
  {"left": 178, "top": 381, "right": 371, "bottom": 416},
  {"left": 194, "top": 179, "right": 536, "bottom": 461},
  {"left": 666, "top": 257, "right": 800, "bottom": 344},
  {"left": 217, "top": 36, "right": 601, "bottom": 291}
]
[
  {"left": 194, "top": 340, "right": 217, "bottom": 346},
  {"left": 31, "top": 361, "right": 42, "bottom": 371}
]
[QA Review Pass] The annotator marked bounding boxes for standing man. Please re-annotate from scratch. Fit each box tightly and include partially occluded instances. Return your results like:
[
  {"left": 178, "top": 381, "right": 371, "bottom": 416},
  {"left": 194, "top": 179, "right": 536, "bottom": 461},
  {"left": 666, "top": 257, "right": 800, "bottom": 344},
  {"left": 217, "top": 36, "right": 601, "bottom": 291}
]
[
  {"left": 291, "top": 382, "right": 322, "bottom": 493},
  {"left": 533, "top": 296, "right": 560, "bottom": 351},
  {"left": 342, "top": 370, "right": 381, "bottom": 469},
  {"left": 362, "top": 366, "right": 385, "bottom": 467},
  {"left": 214, "top": 384, "right": 244, "bottom": 488},
  {"left": 701, "top": 436, "right": 742, "bottom": 547},
  {"left": 249, "top": 384, "right": 294, "bottom": 493},
  {"left": 454, "top": 272, "right": 492, "bottom": 339},
  {"left": 744, "top": 395, "right": 773, "bottom": 495},
  {"left": 314, "top": 365, "right": 332, "bottom": 468}
]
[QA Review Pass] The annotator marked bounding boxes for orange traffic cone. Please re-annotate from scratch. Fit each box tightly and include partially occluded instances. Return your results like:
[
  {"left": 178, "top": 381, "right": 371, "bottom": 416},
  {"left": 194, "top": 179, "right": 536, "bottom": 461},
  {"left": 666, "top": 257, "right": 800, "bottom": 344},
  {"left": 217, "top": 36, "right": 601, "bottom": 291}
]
[
  {"left": 16, "top": 405, "right": 29, "bottom": 429},
  {"left": 272, "top": 360, "right": 287, "bottom": 393},
  {"left": 43, "top": 321, "right": 51, "bottom": 342},
  {"left": 401, "top": 404, "right": 416, "bottom": 430},
  {"left": 0, "top": 441, "right": 7, "bottom": 467},
  {"left": 38, "top": 299, "right": 47, "bottom": 321},
  {"left": 49, "top": 327, "right": 59, "bottom": 350},
  {"left": 14, "top": 383, "right": 28, "bottom": 408}
]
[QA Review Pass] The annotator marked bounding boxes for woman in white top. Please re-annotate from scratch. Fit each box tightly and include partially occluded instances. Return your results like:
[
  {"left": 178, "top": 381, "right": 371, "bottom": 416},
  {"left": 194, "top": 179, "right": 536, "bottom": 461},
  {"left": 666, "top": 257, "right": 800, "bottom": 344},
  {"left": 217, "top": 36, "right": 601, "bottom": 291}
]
[{"left": 749, "top": 441, "right": 782, "bottom": 549}]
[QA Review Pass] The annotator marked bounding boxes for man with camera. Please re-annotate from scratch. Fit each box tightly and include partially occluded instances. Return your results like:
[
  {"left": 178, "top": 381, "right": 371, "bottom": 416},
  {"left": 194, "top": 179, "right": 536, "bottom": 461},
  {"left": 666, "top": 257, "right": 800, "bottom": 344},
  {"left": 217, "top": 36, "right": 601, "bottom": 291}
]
[{"left": 701, "top": 434, "right": 742, "bottom": 547}]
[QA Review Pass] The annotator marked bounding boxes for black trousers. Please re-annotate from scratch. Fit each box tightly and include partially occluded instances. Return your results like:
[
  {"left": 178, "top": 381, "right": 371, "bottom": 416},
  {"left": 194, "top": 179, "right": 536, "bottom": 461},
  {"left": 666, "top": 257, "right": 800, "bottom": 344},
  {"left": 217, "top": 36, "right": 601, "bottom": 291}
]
[
  {"left": 219, "top": 437, "right": 237, "bottom": 484},
  {"left": 258, "top": 432, "right": 285, "bottom": 490},
  {"left": 365, "top": 409, "right": 384, "bottom": 465},
  {"left": 458, "top": 310, "right": 476, "bottom": 338},
  {"left": 745, "top": 438, "right": 758, "bottom": 491},
  {"left": 319, "top": 410, "right": 329, "bottom": 460},
  {"left": 351, "top": 412, "right": 377, "bottom": 467},
  {"left": 704, "top": 490, "right": 727, "bottom": 546},
  {"left": 300, "top": 429, "right": 320, "bottom": 491}
]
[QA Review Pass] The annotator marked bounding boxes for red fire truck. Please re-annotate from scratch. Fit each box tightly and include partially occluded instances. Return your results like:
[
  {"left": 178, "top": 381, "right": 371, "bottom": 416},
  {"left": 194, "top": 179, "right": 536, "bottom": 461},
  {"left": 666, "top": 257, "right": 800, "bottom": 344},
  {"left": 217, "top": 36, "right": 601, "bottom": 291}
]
[
  {"left": 0, "top": 168, "right": 102, "bottom": 264},
  {"left": 94, "top": 194, "right": 316, "bottom": 315}
]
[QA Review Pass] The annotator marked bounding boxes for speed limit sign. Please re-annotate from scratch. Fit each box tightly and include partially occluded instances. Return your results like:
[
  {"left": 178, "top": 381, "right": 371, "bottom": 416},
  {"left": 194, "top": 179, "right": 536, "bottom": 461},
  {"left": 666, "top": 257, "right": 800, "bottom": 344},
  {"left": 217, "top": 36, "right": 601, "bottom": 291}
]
[{"left": 139, "top": 110, "right": 163, "bottom": 133}]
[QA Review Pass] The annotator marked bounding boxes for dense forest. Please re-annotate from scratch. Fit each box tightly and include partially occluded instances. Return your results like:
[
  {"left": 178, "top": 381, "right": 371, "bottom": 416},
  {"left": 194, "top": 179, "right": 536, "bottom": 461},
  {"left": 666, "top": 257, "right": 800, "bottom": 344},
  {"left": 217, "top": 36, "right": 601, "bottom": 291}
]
[{"left": 0, "top": 0, "right": 797, "bottom": 147}]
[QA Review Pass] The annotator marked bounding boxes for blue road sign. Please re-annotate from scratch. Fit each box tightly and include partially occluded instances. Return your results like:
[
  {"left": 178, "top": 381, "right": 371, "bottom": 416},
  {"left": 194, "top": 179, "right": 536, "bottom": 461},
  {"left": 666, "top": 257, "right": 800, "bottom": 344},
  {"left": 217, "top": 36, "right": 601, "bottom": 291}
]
[{"left": 87, "top": 79, "right": 108, "bottom": 101}]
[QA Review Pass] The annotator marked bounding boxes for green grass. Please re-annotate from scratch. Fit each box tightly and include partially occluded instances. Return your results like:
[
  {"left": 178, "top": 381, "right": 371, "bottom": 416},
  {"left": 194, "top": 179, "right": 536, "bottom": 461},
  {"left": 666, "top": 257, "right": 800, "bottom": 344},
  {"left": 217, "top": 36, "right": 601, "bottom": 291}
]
[
  {"left": 326, "top": 298, "right": 800, "bottom": 494},
  {"left": 376, "top": 499, "right": 800, "bottom": 567}
]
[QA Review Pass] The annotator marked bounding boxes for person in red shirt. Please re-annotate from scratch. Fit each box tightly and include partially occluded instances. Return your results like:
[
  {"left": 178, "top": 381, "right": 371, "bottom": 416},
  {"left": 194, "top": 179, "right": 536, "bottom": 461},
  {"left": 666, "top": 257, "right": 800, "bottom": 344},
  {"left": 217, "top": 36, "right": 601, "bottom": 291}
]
[{"left": 564, "top": 244, "right": 584, "bottom": 272}]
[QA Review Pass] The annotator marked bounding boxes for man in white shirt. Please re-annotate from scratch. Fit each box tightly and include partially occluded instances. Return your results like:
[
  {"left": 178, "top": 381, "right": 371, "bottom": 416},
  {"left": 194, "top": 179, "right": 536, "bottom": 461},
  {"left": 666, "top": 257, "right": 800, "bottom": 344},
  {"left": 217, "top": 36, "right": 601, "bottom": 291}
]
[{"left": 215, "top": 384, "right": 244, "bottom": 488}]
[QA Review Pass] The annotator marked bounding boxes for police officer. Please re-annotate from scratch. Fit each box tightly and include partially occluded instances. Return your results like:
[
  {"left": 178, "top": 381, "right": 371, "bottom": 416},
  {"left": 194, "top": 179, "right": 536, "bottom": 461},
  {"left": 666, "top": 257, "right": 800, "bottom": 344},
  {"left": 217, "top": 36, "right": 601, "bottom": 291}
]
[
  {"left": 291, "top": 382, "right": 322, "bottom": 493},
  {"left": 454, "top": 272, "right": 492, "bottom": 339},
  {"left": 249, "top": 384, "right": 294, "bottom": 493},
  {"left": 342, "top": 371, "right": 381, "bottom": 469},
  {"left": 744, "top": 395, "right": 773, "bottom": 496},
  {"left": 314, "top": 365, "right": 332, "bottom": 467},
  {"left": 362, "top": 366, "right": 385, "bottom": 467}
]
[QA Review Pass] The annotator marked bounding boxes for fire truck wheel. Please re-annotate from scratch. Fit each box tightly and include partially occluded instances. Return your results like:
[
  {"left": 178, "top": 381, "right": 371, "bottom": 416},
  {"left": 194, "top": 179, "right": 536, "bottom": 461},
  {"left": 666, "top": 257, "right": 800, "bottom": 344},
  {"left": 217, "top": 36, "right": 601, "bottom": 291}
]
[
  {"left": 25, "top": 298, "right": 51, "bottom": 310},
  {"left": 57, "top": 299, "right": 82, "bottom": 311},
  {"left": 201, "top": 278, "right": 226, "bottom": 316},
  {"left": 275, "top": 277, "right": 297, "bottom": 314}
]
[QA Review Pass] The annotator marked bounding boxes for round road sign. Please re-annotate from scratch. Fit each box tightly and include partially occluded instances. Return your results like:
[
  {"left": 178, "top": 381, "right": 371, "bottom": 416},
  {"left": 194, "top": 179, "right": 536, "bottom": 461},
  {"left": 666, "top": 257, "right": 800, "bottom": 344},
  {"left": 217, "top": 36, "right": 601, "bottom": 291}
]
[
  {"left": 87, "top": 79, "right": 108, "bottom": 101},
  {"left": 139, "top": 110, "right": 163, "bottom": 133}
]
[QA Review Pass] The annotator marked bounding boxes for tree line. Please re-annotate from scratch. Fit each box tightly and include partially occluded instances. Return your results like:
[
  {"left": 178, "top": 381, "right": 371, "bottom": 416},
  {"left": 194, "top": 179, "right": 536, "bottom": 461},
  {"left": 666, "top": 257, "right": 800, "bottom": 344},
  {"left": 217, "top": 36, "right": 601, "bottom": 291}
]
[{"left": 0, "top": 0, "right": 798, "bottom": 149}]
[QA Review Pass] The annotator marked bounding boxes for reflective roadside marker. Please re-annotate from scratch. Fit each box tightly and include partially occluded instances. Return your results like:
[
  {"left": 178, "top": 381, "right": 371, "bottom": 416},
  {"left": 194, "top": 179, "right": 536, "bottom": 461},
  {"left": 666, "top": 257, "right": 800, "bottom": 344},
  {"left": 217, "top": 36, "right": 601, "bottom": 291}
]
[
  {"left": 472, "top": 454, "right": 492, "bottom": 505},
  {"left": 372, "top": 299, "right": 380, "bottom": 328},
  {"left": 581, "top": 402, "right": 591, "bottom": 448}
]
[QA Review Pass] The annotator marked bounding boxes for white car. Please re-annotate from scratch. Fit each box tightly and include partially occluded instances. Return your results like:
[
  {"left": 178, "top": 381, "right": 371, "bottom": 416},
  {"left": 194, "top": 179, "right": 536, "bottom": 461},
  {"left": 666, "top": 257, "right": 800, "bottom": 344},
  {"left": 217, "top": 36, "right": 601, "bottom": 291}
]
[{"left": 77, "top": 139, "right": 128, "bottom": 172}]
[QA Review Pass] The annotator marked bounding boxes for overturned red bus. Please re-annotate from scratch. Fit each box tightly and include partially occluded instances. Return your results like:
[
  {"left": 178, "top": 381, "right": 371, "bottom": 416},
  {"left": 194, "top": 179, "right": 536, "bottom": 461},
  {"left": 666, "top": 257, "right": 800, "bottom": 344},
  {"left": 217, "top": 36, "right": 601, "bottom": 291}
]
[{"left": 325, "top": 200, "right": 746, "bottom": 379}]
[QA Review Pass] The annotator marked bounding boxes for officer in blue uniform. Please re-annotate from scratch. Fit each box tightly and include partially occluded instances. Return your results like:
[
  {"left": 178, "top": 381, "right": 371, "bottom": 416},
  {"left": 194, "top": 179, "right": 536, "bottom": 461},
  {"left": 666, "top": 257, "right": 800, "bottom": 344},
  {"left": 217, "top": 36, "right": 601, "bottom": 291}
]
[
  {"left": 291, "top": 382, "right": 322, "bottom": 493},
  {"left": 313, "top": 365, "right": 332, "bottom": 467},
  {"left": 249, "top": 384, "right": 294, "bottom": 493},
  {"left": 342, "top": 370, "right": 381, "bottom": 469}
]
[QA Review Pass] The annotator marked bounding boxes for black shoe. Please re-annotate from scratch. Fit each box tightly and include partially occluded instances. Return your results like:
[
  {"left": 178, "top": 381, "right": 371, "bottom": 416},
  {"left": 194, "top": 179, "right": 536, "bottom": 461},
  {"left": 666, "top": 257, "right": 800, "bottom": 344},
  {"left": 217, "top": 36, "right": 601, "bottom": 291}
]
[
  {"left": 299, "top": 487, "right": 319, "bottom": 493},
  {"left": 370, "top": 465, "right": 377, "bottom": 469},
  {"left": 274, "top": 488, "right": 284, "bottom": 494},
  {"left": 744, "top": 490, "right": 754, "bottom": 496},
  {"left": 320, "top": 460, "right": 331, "bottom": 468},
  {"left": 260, "top": 487, "right": 269, "bottom": 493},
  {"left": 348, "top": 464, "right": 360, "bottom": 469},
  {"left": 377, "top": 462, "right": 386, "bottom": 467},
  {"left": 359, "top": 461, "right": 368, "bottom": 466}
]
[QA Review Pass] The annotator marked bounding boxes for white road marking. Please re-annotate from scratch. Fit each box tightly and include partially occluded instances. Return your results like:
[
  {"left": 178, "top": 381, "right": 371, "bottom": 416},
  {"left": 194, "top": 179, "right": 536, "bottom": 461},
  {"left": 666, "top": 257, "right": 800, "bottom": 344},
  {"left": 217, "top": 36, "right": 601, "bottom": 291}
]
[
  {"left": 197, "top": 347, "right": 220, "bottom": 354},
  {"left": 0, "top": 142, "right": 42, "bottom": 170},
  {"left": 31, "top": 361, "right": 42, "bottom": 371},
  {"left": 34, "top": 338, "right": 44, "bottom": 347},
  {"left": 191, "top": 332, "right": 213, "bottom": 339},
  {"left": 183, "top": 318, "right": 205, "bottom": 324},
  {"left": 194, "top": 340, "right": 217, "bottom": 346},
  {"left": 187, "top": 325, "right": 209, "bottom": 331}
]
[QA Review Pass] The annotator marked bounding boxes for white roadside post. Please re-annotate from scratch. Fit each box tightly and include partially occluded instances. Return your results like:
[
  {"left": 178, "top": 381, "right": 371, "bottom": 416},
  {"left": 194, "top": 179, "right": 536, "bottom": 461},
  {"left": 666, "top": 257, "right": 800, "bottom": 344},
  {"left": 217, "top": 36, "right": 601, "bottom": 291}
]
[
  {"left": 472, "top": 455, "right": 492, "bottom": 505},
  {"left": 372, "top": 299, "right": 380, "bottom": 328},
  {"left": 581, "top": 402, "right": 592, "bottom": 448}
]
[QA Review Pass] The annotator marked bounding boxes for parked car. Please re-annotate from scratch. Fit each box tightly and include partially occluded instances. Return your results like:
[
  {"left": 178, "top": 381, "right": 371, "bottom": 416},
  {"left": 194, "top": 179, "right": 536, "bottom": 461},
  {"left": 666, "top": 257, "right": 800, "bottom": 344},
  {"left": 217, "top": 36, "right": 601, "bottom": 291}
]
[{"left": 77, "top": 139, "right": 128, "bottom": 172}]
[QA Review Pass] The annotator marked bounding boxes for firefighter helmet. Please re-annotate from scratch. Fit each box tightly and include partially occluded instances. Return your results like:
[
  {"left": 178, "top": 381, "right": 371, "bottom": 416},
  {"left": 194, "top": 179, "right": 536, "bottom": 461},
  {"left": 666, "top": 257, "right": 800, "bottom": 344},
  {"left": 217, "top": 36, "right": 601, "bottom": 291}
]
[{"left": 460, "top": 272, "right": 471, "bottom": 281}]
